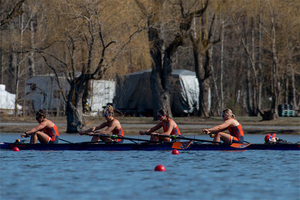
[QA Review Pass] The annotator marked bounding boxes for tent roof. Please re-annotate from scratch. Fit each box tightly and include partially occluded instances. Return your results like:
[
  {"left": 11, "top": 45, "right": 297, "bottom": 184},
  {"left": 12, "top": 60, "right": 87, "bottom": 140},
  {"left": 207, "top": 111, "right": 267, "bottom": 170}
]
[{"left": 124, "top": 69, "right": 196, "bottom": 76}]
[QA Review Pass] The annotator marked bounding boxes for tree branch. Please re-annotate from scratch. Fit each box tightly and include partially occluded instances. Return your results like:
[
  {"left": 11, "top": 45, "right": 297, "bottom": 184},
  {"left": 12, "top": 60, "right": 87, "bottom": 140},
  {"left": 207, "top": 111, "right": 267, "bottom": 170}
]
[{"left": 0, "top": 0, "right": 26, "bottom": 27}]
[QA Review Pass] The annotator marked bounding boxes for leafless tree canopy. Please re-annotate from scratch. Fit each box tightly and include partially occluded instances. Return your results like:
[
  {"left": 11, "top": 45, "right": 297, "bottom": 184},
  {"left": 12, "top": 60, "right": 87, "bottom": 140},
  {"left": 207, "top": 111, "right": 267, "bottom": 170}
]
[{"left": 1, "top": 0, "right": 299, "bottom": 129}]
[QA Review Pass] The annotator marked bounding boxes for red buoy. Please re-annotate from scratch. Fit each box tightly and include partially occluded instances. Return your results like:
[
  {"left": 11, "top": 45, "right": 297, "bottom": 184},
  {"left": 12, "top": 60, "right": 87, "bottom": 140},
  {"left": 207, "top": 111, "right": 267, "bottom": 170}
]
[
  {"left": 12, "top": 147, "right": 19, "bottom": 151},
  {"left": 172, "top": 149, "right": 179, "bottom": 155},
  {"left": 154, "top": 164, "right": 166, "bottom": 171}
]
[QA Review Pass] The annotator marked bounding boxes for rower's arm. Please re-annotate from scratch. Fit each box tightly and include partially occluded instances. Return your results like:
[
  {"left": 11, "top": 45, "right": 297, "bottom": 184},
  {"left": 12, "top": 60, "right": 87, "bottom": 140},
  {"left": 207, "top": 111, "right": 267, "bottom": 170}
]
[
  {"left": 94, "top": 122, "right": 107, "bottom": 131},
  {"left": 207, "top": 120, "right": 232, "bottom": 134},
  {"left": 145, "top": 123, "right": 162, "bottom": 135},
  {"left": 98, "top": 121, "right": 118, "bottom": 135},
  {"left": 25, "top": 121, "right": 47, "bottom": 135},
  {"left": 86, "top": 122, "right": 106, "bottom": 133}
]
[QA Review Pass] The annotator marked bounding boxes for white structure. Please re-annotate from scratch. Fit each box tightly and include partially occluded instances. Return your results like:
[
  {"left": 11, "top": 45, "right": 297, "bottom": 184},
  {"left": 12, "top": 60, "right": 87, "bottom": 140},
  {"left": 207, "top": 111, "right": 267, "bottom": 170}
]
[
  {"left": 0, "top": 84, "right": 22, "bottom": 115},
  {"left": 89, "top": 80, "right": 116, "bottom": 114},
  {"left": 25, "top": 75, "right": 68, "bottom": 114},
  {"left": 25, "top": 74, "right": 115, "bottom": 115}
]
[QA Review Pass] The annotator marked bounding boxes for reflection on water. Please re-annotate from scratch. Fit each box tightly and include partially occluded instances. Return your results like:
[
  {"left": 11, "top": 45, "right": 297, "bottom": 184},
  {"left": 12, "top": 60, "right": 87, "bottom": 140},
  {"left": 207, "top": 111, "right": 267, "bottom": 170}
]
[{"left": 0, "top": 133, "right": 299, "bottom": 200}]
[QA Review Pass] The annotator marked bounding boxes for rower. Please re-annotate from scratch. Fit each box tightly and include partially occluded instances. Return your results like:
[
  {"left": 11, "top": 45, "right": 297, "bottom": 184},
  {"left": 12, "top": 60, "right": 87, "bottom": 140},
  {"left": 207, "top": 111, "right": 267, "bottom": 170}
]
[
  {"left": 80, "top": 105, "right": 124, "bottom": 143},
  {"left": 203, "top": 108, "right": 245, "bottom": 144},
  {"left": 264, "top": 133, "right": 295, "bottom": 144},
  {"left": 139, "top": 108, "right": 181, "bottom": 142},
  {"left": 21, "top": 110, "right": 59, "bottom": 144}
]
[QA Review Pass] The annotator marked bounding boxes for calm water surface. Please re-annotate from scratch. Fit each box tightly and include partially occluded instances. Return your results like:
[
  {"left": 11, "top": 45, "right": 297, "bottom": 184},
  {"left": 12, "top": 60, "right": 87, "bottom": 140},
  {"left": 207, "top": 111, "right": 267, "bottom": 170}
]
[{"left": 1, "top": 133, "right": 300, "bottom": 200}]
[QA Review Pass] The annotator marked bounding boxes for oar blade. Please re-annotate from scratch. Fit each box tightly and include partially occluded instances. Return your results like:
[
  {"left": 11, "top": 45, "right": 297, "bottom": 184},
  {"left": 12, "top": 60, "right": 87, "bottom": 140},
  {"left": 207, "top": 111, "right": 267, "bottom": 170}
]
[
  {"left": 172, "top": 140, "right": 193, "bottom": 150},
  {"left": 230, "top": 143, "right": 251, "bottom": 149}
]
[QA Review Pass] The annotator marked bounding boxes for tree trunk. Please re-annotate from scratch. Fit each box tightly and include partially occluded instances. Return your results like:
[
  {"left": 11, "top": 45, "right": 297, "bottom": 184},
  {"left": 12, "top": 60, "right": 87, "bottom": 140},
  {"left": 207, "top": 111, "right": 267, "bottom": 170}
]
[
  {"left": 28, "top": 20, "right": 35, "bottom": 78},
  {"left": 148, "top": 26, "right": 164, "bottom": 120},
  {"left": 243, "top": 20, "right": 253, "bottom": 116},
  {"left": 14, "top": 53, "right": 19, "bottom": 117},
  {"left": 14, "top": 11, "right": 24, "bottom": 117},
  {"left": 290, "top": 61, "right": 298, "bottom": 112},
  {"left": 251, "top": 18, "right": 258, "bottom": 116},
  {"left": 258, "top": 109, "right": 277, "bottom": 121},
  {"left": 148, "top": 40, "right": 173, "bottom": 119},
  {"left": 220, "top": 15, "right": 225, "bottom": 110},
  {"left": 147, "top": 23, "right": 182, "bottom": 119},
  {"left": 257, "top": 7, "right": 263, "bottom": 111},
  {"left": 0, "top": 30, "right": 2, "bottom": 84},
  {"left": 66, "top": 79, "right": 86, "bottom": 133},
  {"left": 194, "top": 49, "right": 210, "bottom": 117},
  {"left": 150, "top": 69, "right": 162, "bottom": 120},
  {"left": 258, "top": 9, "right": 279, "bottom": 121},
  {"left": 210, "top": 46, "right": 221, "bottom": 115},
  {"left": 270, "top": 11, "right": 279, "bottom": 118}
]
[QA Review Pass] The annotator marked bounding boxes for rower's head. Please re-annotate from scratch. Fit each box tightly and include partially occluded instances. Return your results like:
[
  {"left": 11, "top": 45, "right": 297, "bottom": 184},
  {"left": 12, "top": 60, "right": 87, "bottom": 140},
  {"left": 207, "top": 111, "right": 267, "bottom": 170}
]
[
  {"left": 157, "top": 108, "right": 170, "bottom": 121},
  {"left": 265, "top": 133, "right": 277, "bottom": 143},
  {"left": 104, "top": 105, "right": 114, "bottom": 120},
  {"left": 36, "top": 110, "right": 46, "bottom": 122},
  {"left": 222, "top": 109, "right": 235, "bottom": 120}
]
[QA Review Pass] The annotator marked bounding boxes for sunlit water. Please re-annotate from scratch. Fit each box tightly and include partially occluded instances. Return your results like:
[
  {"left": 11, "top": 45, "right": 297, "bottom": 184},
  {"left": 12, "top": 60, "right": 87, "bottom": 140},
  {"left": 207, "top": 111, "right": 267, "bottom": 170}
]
[{"left": 1, "top": 133, "right": 299, "bottom": 200}]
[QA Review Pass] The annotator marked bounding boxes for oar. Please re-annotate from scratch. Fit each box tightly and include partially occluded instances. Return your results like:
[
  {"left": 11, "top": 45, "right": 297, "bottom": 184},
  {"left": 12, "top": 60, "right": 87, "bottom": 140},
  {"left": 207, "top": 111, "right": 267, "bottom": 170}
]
[
  {"left": 166, "top": 135, "right": 251, "bottom": 149},
  {"left": 160, "top": 135, "right": 218, "bottom": 143},
  {"left": 59, "top": 138, "right": 73, "bottom": 144},
  {"left": 19, "top": 135, "right": 73, "bottom": 144},
  {"left": 111, "top": 135, "right": 169, "bottom": 144},
  {"left": 82, "top": 133, "right": 169, "bottom": 144},
  {"left": 172, "top": 140, "right": 193, "bottom": 149},
  {"left": 229, "top": 143, "right": 252, "bottom": 148}
]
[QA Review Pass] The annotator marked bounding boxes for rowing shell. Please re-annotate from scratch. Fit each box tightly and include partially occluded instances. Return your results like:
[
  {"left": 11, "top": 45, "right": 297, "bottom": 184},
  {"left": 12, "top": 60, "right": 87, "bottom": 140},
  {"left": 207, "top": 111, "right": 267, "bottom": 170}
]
[{"left": 1, "top": 142, "right": 299, "bottom": 151}]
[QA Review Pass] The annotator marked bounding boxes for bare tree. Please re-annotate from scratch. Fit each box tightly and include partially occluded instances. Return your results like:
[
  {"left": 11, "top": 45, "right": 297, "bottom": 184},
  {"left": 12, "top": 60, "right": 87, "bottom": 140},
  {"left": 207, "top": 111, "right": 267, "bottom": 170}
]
[
  {"left": 0, "top": 0, "right": 26, "bottom": 85},
  {"left": 0, "top": 0, "right": 26, "bottom": 27},
  {"left": 36, "top": 1, "right": 142, "bottom": 132},
  {"left": 135, "top": 0, "right": 183, "bottom": 119},
  {"left": 189, "top": 0, "right": 224, "bottom": 117},
  {"left": 135, "top": 0, "right": 214, "bottom": 119}
]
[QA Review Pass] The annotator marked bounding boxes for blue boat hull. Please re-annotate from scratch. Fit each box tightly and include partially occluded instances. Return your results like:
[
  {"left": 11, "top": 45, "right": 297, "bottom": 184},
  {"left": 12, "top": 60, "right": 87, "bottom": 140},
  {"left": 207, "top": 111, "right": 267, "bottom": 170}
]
[{"left": 1, "top": 142, "right": 299, "bottom": 151}]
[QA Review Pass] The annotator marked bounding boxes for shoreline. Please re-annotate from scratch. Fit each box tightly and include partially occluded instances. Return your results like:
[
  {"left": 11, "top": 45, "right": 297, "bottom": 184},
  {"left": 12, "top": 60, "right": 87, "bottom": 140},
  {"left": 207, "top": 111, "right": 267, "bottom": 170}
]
[
  {"left": 1, "top": 121, "right": 299, "bottom": 135},
  {"left": 1, "top": 116, "right": 299, "bottom": 135}
]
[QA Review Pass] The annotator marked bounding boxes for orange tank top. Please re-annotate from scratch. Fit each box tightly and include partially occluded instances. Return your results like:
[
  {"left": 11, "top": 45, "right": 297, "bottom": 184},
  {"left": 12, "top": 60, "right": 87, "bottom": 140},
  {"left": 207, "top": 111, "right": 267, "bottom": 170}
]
[
  {"left": 110, "top": 119, "right": 124, "bottom": 142},
  {"left": 228, "top": 124, "right": 244, "bottom": 140},
  {"left": 162, "top": 119, "right": 181, "bottom": 136},
  {"left": 43, "top": 122, "right": 59, "bottom": 140}
]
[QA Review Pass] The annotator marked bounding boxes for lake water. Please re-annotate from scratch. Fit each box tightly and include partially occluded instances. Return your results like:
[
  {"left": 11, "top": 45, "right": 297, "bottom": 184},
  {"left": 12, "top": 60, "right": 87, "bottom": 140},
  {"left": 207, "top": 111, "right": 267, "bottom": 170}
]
[{"left": 1, "top": 133, "right": 300, "bottom": 200}]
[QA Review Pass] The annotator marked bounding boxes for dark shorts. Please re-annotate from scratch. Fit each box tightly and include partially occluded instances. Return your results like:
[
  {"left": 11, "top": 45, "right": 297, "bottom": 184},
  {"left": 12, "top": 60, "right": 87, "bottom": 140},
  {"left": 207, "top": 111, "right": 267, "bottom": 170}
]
[
  {"left": 232, "top": 136, "right": 244, "bottom": 144},
  {"left": 49, "top": 136, "right": 59, "bottom": 144}
]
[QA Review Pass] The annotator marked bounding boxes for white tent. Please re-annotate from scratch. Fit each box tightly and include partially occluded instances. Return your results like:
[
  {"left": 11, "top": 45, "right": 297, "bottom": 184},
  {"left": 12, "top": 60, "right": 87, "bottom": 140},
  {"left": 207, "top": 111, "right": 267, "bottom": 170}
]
[
  {"left": 0, "top": 84, "right": 22, "bottom": 114},
  {"left": 115, "top": 69, "right": 199, "bottom": 116},
  {"left": 25, "top": 75, "right": 115, "bottom": 115}
]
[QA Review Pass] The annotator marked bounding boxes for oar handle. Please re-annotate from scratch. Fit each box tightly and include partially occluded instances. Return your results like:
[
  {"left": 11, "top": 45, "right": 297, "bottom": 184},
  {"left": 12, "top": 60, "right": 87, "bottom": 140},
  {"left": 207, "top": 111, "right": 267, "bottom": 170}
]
[
  {"left": 180, "top": 136, "right": 221, "bottom": 144},
  {"left": 160, "top": 135, "right": 221, "bottom": 144},
  {"left": 114, "top": 136, "right": 168, "bottom": 143},
  {"left": 81, "top": 133, "right": 172, "bottom": 143},
  {"left": 79, "top": 131, "right": 109, "bottom": 136},
  {"left": 152, "top": 134, "right": 179, "bottom": 140}
]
